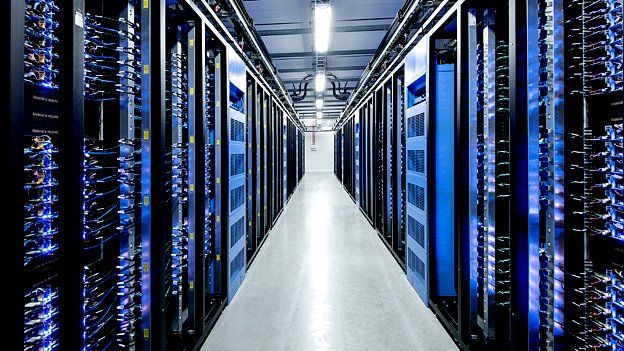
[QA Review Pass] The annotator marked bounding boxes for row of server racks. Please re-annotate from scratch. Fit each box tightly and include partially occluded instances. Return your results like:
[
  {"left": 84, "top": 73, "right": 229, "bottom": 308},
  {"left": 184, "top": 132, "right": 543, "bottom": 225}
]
[
  {"left": 335, "top": 0, "right": 622, "bottom": 350},
  {"left": 5, "top": 0, "right": 305, "bottom": 350}
]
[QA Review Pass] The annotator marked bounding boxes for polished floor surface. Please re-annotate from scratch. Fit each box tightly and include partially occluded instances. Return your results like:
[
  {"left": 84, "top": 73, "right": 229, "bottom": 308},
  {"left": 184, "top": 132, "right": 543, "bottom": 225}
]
[{"left": 201, "top": 172, "right": 458, "bottom": 351}]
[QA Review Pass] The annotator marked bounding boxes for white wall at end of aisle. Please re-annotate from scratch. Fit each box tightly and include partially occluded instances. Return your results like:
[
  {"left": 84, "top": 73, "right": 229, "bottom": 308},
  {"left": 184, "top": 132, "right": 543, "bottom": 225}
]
[{"left": 305, "top": 132, "right": 334, "bottom": 172}]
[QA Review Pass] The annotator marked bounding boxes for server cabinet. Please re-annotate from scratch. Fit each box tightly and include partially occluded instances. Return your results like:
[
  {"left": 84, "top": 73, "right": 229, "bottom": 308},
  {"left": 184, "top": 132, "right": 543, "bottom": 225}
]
[
  {"left": 384, "top": 83, "right": 394, "bottom": 244},
  {"left": 254, "top": 87, "right": 263, "bottom": 250},
  {"left": 404, "top": 38, "right": 429, "bottom": 304},
  {"left": 246, "top": 78, "right": 256, "bottom": 262},
  {"left": 262, "top": 94, "right": 270, "bottom": 234},
  {"left": 282, "top": 114, "right": 287, "bottom": 206},
  {"left": 13, "top": 1, "right": 84, "bottom": 350},
  {"left": 429, "top": 14, "right": 460, "bottom": 335},
  {"left": 392, "top": 72, "right": 407, "bottom": 263},
  {"left": 355, "top": 112, "right": 361, "bottom": 206},
  {"left": 225, "top": 46, "right": 246, "bottom": 302},
  {"left": 12, "top": 1, "right": 303, "bottom": 350}
]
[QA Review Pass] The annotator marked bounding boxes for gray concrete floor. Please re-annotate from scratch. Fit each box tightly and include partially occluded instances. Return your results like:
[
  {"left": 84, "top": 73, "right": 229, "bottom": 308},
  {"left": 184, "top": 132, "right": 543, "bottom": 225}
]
[{"left": 201, "top": 171, "right": 458, "bottom": 351}]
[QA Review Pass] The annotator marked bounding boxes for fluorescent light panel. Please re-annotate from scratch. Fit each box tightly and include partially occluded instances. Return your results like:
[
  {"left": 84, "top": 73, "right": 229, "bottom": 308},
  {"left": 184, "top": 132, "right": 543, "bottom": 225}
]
[
  {"left": 314, "top": 4, "right": 331, "bottom": 53},
  {"left": 315, "top": 73, "right": 326, "bottom": 92},
  {"left": 315, "top": 99, "right": 324, "bottom": 109}
]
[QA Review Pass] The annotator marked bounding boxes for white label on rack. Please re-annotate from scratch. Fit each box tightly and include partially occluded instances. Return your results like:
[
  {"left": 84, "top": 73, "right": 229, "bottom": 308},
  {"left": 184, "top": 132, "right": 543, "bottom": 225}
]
[{"left": 75, "top": 11, "right": 84, "bottom": 28}]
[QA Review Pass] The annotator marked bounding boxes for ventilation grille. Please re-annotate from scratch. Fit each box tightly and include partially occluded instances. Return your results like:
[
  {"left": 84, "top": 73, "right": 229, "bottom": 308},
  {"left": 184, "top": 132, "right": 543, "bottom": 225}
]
[
  {"left": 407, "top": 215, "right": 425, "bottom": 248},
  {"left": 230, "top": 185, "right": 245, "bottom": 210},
  {"left": 415, "top": 257, "right": 425, "bottom": 279},
  {"left": 407, "top": 150, "right": 425, "bottom": 173},
  {"left": 231, "top": 119, "right": 245, "bottom": 142},
  {"left": 408, "top": 249, "right": 415, "bottom": 272},
  {"left": 230, "top": 154, "right": 245, "bottom": 176},
  {"left": 230, "top": 217, "right": 245, "bottom": 247},
  {"left": 230, "top": 250, "right": 245, "bottom": 279},
  {"left": 407, "top": 112, "right": 425, "bottom": 137},
  {"left": 407, "top": 183, "right": 425, "bottom": 210}
]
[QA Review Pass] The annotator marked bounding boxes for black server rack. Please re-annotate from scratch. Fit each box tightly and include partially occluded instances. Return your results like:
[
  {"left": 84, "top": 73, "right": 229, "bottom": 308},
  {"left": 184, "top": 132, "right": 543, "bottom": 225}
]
[
  {"left": 246, "top": 78, "right": 256, "bottom": 262},
  {"left": 334, "top": 0, "right": 622, "bottom": 349},
  {"left": 11, "top": 1, "right": 305, "bottom": 350}
]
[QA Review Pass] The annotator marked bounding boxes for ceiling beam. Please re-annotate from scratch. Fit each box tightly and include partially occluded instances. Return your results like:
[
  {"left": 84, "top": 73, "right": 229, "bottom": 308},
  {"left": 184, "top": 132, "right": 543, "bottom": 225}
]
[
  {"left": 258, "top": 24, "right": 389, "bottom": 36},
  {"left": 296, "top": 101, "right": 346, "bottom": 106},
  {"left": 279, "top": 65, "right": 367, "bottom": 74},
  {"left": 272, "top": 49, "right": 376, "bottom": 59},
  {"left": 283, "top": 76, "right": 361, "bottom": 84}
]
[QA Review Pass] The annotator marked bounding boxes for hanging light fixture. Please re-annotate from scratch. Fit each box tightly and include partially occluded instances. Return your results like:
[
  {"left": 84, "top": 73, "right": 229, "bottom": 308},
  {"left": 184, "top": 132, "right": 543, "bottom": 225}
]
[
  {"left": 315, "top": 99, "right": 324, "bottom": 109},
  {"left": 314, "top": 3, "right": 332, "bottom": 53}
]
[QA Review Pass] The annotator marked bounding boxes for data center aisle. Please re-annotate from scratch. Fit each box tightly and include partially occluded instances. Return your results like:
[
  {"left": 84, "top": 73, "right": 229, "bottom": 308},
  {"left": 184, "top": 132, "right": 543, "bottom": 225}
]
[{"left": 201, "top": 172, "right": 457, "bottom": 351}]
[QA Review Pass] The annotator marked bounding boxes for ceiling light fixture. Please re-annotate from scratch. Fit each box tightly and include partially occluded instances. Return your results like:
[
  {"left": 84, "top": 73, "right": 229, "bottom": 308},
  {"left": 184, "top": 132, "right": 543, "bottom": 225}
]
[
  {"left": 315, "top": 73, "right": 326, "bottom": 92},
  {"left": 314, "top": 3, "right": 332, "bottom": 53},
  {"left": 315, "top": 99, "right": 324, "bottom": 109},
  {"left": 316, "top": 111, "right": 323, "bottom": 119}
]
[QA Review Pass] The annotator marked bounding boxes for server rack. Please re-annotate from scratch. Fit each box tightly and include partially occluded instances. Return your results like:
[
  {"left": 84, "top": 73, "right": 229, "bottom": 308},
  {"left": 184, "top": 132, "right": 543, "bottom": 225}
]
[
  {"left": 334, "top": 0, "right": 622, "bottom": 349},
  {"left": 11, "top": 1, "right": 305, "bottom": 350},
  {"left": 246, "top": 78, "right": 256, "bottom": 262}
]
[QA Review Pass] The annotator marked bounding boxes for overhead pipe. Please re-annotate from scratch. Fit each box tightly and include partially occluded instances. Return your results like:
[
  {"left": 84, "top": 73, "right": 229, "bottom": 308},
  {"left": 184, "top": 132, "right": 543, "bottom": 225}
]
[
  {"left": 290, "top": 75, "right": 313, "bottom": 102},
  {"left": 327, "top": 74, "right": 350, "bottom": 101}
]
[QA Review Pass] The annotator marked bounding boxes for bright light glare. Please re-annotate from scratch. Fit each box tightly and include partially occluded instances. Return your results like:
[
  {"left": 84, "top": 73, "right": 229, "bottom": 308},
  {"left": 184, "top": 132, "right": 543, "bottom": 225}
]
[
  {"left": 315, "top": 73, "right": 326, "bottom": 92},
  {"left": 315, "top": 99, "right": 324, "bottom": 109},
  {"left": 316, "top": 111, "right": 323, "bottom": 119},
  {"left": 314, "top": 4, "right": 332, "bottom": 53}
]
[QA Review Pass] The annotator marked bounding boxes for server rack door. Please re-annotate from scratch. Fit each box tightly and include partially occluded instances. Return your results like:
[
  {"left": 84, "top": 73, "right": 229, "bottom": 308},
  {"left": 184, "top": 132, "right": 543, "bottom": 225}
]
[
  {"left": 262, "top": 95, "right": 269, "bottom": 233},
  {"left": 204, "top": 30, "right": 227, "bottom": 325},
  {"left": 17, "top": 1, "right": 85, "bottom": 349},
  {"left": 375, "top": 90, "right": 385, "bottom": 233},
  {"left": 246, "top": 79, "right": 256, "bottom": 261},
  {"left": 385, "top": 83, "right": 394, "bottom": 245},
  {"left": 187, "top": 23, "right": 206, "bottom": 338},
  {"left": 283, "top": 114, "right": 288, "bottom": 206},
  {"left": 392, "top": 72, "right": 406, "bottom": 261},
  {"left": 267, "top": 100, "right": 273, "bottom": 224},
  {"left": 368, "top": 100, "right": 374, "bottom": 222},
  {"left": 355, "top": 113, "right": 361, "bottom": 206},
  {"left": 225, "top": 47, "right": 247, "bottom": 302},
  {"left": 7, "top": 1, "right": 24, "bottom": 349},
  {"left": 461, "top": 7, "right": 480, "bottom": 345},
  {"left": 404, "top": 39, "right": 429, "bottom": 304},
  {"left": 254, "top": 86, "right": 263, "bottom": 252},
  {"left": 429, "top": 19, "right": 459, "bottom": 329}
]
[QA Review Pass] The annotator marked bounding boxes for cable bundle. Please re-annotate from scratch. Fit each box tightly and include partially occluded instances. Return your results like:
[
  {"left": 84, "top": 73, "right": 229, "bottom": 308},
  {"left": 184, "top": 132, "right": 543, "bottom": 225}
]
[
  {"left": 583, "top": 0, "right": 623, "bottom": 95},
  {"left": 24, "top": 0, "right": 59, "bottom": 88},
  {"left": 117, "top": 138, "right": 141, "bottom": 350},
  {"left": 83, "top": 10, "right": 142, "bottom": 349},
  {"left": 167, "top": 49, "right": 190, "bottom": 299},
  {"left": 585, "top": 269, "right": 624, "bottom": 349},
  {"left": 24, "top": 286, "right": 59, "bottom": 351},
  {"left": 536, "top": 1, "right": 559, "bottom": 345},
  {"left": 475, "top": 34, "right": 488, "bottom": 322},
  {"left": 84, "top": 13, "right": 141, "bottom": 101},
  {"left": 205, "top": 58, "right": 217, "bottom": 263},
  {"left": 607, "top": 270, "right": 624, "bottom": 349},
  {"left": 82, "top": 140, "right": 120, "bottom": 351},
  {"left": 24, "top": 135, "right": 59, "bottom": 266},
  {"left": 589, "top": 124, "right": 623, "bottom": 242}
]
